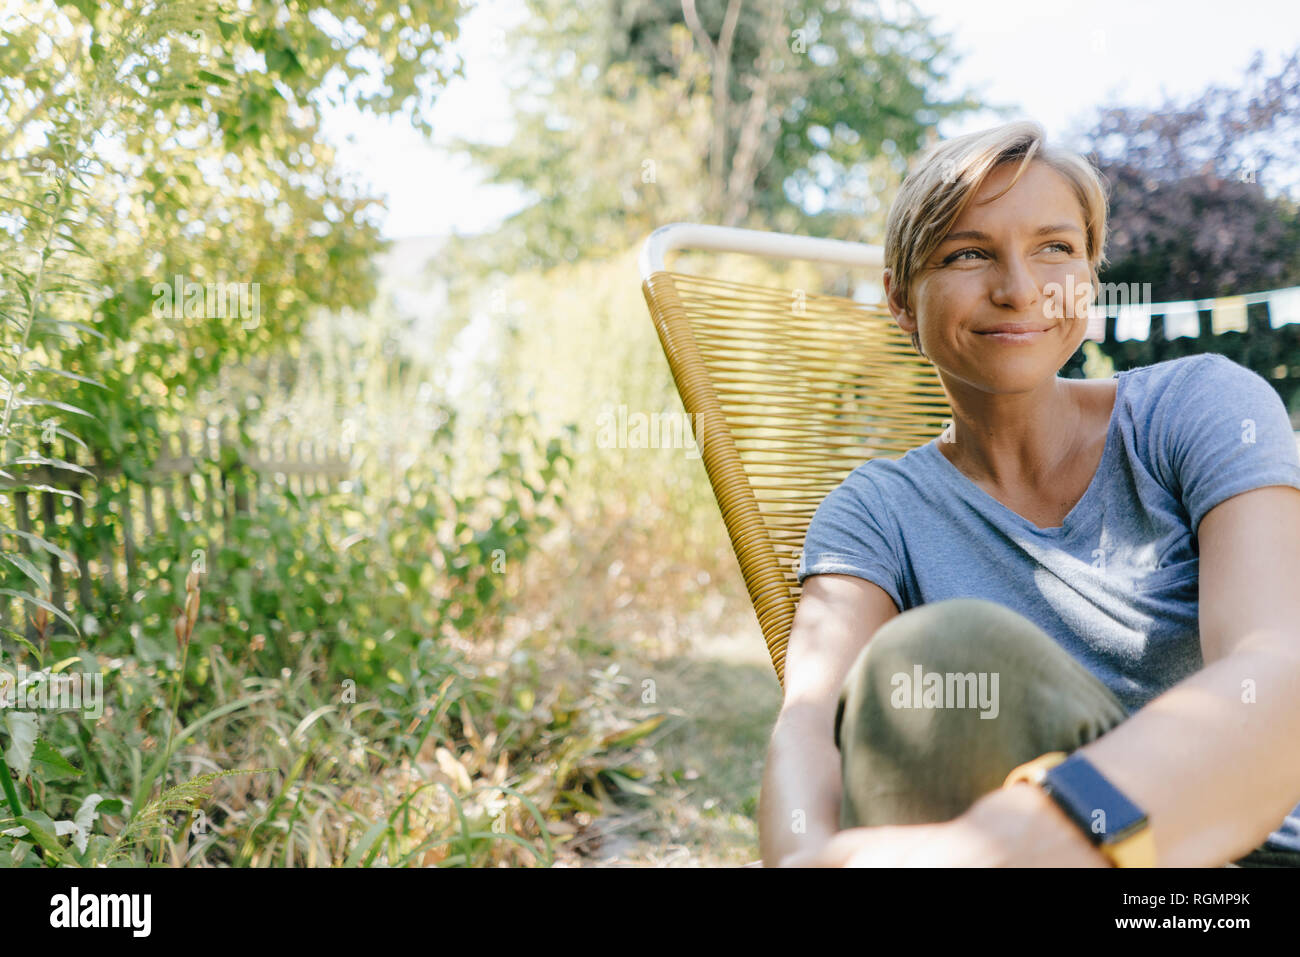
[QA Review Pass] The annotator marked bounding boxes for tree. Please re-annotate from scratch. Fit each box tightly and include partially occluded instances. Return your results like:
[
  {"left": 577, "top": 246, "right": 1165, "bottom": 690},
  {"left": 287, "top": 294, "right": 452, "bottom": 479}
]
[
  {"left": 0, "top": 0, "right": 469, "bottom": 471},
  {"left": 1073, "top": 49, "right": 1300, "bottom": 399},
  {"left": 441, "top": 0, "right": 985, "bottom": 281},
  {"left": 637, "top": 0, "right": 983, "bottom": 231},
  {"left": 0, "top": 0, "right": 470, "bottom": 629}
]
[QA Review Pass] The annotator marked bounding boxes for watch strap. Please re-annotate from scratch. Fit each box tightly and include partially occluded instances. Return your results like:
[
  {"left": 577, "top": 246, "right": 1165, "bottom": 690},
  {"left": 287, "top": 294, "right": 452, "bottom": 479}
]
[
  {"left": 1002, "top": 751, "right": 1068, "bottom": 787},
  {"left": 1101, "top": 825, "right": 1157, "bottom": 868},
  {"left": 1001, "top": 751, "right": 1156, "bottom": 867}
]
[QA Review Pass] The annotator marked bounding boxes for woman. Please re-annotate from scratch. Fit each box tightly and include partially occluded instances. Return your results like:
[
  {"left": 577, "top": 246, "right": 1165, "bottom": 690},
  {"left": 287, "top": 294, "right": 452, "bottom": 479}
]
[{"left": 759, "top": 121, "right": 1300, "bottom": 867}]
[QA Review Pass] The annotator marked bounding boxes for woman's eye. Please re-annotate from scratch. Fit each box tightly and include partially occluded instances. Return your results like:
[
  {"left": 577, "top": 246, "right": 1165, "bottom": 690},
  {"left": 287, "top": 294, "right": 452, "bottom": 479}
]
[{"left": 942, "top": 241, "right": 1073, "bottom": 265}]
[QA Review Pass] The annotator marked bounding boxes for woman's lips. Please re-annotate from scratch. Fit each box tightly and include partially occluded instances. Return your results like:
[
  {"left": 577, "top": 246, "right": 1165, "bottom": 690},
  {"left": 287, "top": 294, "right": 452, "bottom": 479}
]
[{"left": 976, "top": 326, "right": 1050, "bottom": 343}]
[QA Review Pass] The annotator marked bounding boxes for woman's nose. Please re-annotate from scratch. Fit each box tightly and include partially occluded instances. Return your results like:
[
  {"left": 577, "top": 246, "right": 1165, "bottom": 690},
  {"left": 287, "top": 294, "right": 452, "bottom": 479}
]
[{"left": 990, "top": 256, "right": 1040, "bottom": 312}]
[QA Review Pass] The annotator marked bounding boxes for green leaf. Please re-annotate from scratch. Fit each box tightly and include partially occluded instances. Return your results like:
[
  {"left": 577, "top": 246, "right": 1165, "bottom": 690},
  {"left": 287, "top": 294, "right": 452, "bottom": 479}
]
[
  {"left": 560, "top": 788, "right": 602, "bottom": 816},
  {"left": 0, "top": 193, "right": 56, "bottom": 215},
  {"left": 0, "top": 840, "right": 31, "bottom": 866},
  {"left": 598, "top": 713, "right": 668, "bottom": 750},
  {"left": 603, "top": 768, "right": 655, "bottom": 797},
  {"left": 6, "top": 454, "right": 95, "bottom": 476},
  {"left": 0, "top": 589, "right": 80, "bottom": 636},
  {"left": 29, "top": 365, "right": 106, "bottom": 389},
  {"left": 0, "top": 485, "right": 85, "bottom": 501},
  {"left": 14, "top": 398, "right": 94, "bottom": 418},
  {"left": 15, "top": 813, "right": 75, "bottom": 865},
  {"left": 0, "top": 528, "right": 76, "bottom": 565},
  {"left": 1, "top": 553, "right": 50, "bottom": 595},
  {"left": 71, "top": 793, "right": 104, "bottom": 854},
  {"left": 344, "top": 818, "right": 390, "bottom": 867},
  {"left": 1, "top": 634, "right": 41, "bottom": 662},
  {"left": 76, "top": 833, "right": 114, "bottom": 867},
  {"left": 2, "top": 712, "right": 38, "bottom": 777},
  {"left": 32, "top": 738, "right": 82, "bottom": 779},
  {"left": 31, "top": 318, "right": 107, "bottom": 341}
]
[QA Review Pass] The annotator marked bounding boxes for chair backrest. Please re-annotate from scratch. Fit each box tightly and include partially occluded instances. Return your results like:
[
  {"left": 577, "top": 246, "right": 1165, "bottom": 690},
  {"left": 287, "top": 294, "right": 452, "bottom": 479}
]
[{"left": 639, "top": 225, "right": 951, "bottom": 687}]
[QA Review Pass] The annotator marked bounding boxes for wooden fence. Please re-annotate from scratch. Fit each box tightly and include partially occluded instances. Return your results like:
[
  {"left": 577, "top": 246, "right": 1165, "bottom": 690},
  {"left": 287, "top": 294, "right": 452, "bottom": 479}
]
[{"left": 0, "top": 420, "right": 352, "bottom": 644}]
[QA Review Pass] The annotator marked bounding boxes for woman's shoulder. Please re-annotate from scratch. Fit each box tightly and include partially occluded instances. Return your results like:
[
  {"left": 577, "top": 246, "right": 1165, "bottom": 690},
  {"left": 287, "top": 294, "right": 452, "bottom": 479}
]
[
  {"left": 1117, "top": 352, "right": 1281, "bottom": 424},
  {"left": 840, "top": 443, "right": 938, "bottom": 491},
  {"left": 1114, "top": 352, "right": 1216, "bottom": 390},
  {"left": 812, "top": 447, "right": 930, "bottom": 523}
]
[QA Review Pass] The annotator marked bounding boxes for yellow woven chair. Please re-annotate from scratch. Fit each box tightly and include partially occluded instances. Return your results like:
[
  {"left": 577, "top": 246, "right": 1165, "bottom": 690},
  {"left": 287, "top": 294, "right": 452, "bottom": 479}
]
[{"left": 638, "top": 224, "right": 951, "bottom": 689}]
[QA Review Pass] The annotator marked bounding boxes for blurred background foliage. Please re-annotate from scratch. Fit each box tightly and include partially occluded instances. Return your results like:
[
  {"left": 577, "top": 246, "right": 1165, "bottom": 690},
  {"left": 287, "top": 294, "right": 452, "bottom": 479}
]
[
  {"left": 1074, "top": 51, "right": 1300, "bottom": 387},
  {"left": 1, "top": 0, "right": 1298, "bottom": 867}
]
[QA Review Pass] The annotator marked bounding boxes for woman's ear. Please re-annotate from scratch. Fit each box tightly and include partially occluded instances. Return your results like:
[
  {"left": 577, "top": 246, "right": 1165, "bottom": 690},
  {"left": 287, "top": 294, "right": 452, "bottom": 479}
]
[
  {"left": 883, "top": 268, "right": 912, "bottom": 328},
  {"left": 883, "top": 269, "right": 924, "bottom": 357}
]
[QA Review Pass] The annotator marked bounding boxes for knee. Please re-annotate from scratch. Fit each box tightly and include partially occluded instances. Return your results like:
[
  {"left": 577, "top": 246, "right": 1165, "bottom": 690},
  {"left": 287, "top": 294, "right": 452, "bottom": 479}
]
[
  {"left": 835, "top": 598, "right": 1017, "bottom": 753},
  {"left": 838, "top": 598, "right": 1061, "bottom": 720},
  {"left": 863, "top": 597, "right": 1041, "bottom": 674},
  {"left": 836, "top": 599, "right": 1038, "bottom": 751}
]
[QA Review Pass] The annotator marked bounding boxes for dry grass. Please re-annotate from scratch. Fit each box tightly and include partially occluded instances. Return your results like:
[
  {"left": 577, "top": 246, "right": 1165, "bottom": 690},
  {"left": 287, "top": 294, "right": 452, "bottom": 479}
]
[{"left": 503, "top": 488, "right": 785, "bottom": 868}]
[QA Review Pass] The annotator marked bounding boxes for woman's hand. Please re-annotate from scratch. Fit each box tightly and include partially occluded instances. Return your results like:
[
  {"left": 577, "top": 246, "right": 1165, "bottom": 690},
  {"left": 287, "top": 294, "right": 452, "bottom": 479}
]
[
  {"left": 777, "top": 821, "right": 958, "bottom": 867},
  {"left": 778, "top": 784, "right": 1113, "bottom": 867},
  {"left": 951, "top": 781, "right": 1113, "bottom": 867}
]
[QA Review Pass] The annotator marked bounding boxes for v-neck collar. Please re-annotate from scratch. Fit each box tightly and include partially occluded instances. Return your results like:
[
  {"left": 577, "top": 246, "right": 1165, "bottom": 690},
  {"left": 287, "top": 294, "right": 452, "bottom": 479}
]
[{"left": 921, "top": 372, "right": 1128, "bottom": 537}]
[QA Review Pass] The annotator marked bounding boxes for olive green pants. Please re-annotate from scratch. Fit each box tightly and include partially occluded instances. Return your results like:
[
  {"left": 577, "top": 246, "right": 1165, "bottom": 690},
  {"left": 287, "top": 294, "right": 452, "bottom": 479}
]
[{"left": 833, "top": 597, "right": 1299, "bottom": 867}]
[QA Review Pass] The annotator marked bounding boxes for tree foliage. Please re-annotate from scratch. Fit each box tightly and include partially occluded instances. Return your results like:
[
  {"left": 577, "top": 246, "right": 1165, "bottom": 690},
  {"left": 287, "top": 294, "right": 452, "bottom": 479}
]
[
  {"left": 441, "top": 0, "right": 985, "bottom": 282},
  {"left": 1074, "top": 49, "right": 1300, "bottom": 393},
  {"left": 1, "top": 0, "right": 467, "bottom": 449},
  {"left": 1082, "top": 49, "right": 1300, "bottom": 303}
]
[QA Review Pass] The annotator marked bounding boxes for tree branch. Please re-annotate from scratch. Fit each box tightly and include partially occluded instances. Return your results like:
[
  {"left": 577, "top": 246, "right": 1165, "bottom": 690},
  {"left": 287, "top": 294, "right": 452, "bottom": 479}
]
[
  {"left": 721, "top": 3, "right": 788, "bottom": 226},
  {"left": 683, "top": 0, "right": 745, "bottom": 221}
]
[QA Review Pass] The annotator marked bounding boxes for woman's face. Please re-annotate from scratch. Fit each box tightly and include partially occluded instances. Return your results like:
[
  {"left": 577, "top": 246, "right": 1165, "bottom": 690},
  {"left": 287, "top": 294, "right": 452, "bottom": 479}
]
[{"left": 889, "top": 159, "right": 1095, "bottom": 391}]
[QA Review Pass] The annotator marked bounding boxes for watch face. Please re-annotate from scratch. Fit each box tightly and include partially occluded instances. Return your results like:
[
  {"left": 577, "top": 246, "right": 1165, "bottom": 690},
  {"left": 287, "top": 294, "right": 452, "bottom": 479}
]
[{"left": 1043, "top": 754, "right": 1148, "bottom": 845}]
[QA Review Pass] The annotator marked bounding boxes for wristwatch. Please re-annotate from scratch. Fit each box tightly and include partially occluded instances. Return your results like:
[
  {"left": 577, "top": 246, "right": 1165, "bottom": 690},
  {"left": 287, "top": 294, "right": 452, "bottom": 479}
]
[{"left": 1002, "top": 751, "right": 1157, "bottom": 867}]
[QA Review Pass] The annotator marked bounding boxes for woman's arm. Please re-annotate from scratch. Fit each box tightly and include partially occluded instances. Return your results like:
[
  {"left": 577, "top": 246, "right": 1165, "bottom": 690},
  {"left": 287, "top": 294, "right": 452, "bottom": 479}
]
[
  {"left": 758, "top": 574, "right": 900, "bottom": 866},
  {"left": 956, "top": 485, "right": 1300, "bottom": 866},
  {"left": 759, "top": 707, "right": 843, "bottom": 864}
]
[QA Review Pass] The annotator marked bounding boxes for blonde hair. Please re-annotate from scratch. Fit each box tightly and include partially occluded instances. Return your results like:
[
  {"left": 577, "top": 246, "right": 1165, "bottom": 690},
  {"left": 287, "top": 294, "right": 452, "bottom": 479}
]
[{"left": 883, "top": 121, "right": 1109, "bottom": 356}]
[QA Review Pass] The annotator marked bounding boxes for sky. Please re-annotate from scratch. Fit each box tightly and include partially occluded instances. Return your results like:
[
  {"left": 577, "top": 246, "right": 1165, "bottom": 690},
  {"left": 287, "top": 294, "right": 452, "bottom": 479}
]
[
  {"left": 319, "top": 0, "right": 1300, "bottom": 242},
  {"left": 917, "top": 0, "right": 1299, "bottom": 143}
]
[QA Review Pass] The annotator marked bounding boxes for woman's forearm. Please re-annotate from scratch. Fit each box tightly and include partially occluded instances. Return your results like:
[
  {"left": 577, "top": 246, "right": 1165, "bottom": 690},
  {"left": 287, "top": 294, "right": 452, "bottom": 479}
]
[
  {"left": 759, "top": 710, "right": 843, "bottom": 866},
  {"left": 1068, "top": 631, "right": 1300, "bottom": 866}
]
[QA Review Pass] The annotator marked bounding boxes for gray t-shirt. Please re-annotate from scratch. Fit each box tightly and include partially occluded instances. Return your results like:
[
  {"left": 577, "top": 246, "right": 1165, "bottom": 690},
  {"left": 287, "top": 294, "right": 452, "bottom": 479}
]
[{"left": 797, "top": 352, "right": 1300, "bottom": 852}]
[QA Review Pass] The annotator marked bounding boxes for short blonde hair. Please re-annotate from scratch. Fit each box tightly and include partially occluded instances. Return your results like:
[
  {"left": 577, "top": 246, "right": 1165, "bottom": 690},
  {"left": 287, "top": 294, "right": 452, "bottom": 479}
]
[{"left": 883, "top": 121, "right": 1109, "bottom": 355}]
